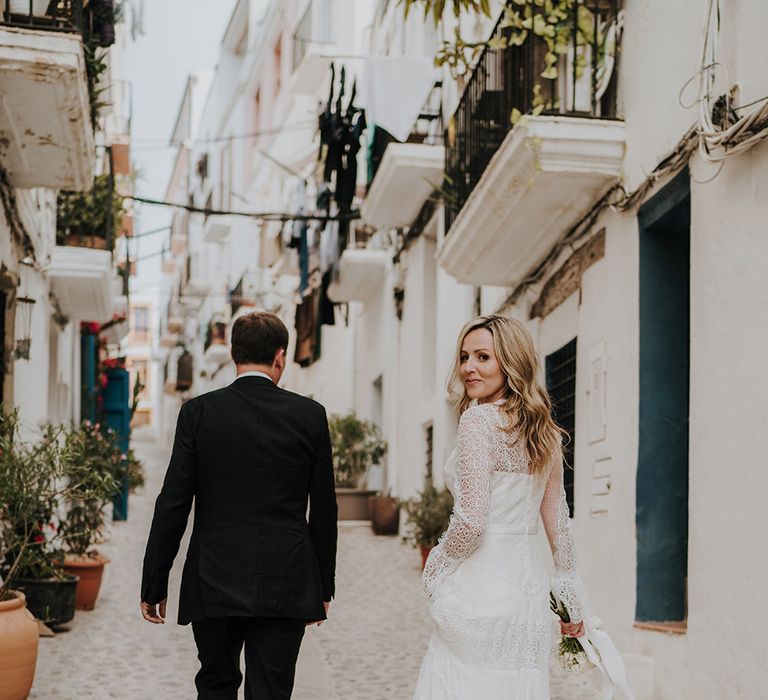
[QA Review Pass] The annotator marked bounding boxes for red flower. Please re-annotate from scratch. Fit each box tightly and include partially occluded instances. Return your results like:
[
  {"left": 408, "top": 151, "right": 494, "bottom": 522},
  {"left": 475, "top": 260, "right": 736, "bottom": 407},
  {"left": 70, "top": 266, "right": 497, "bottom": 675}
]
[{"left": 33, "top": 534, "right": 45, "bottom": 543}]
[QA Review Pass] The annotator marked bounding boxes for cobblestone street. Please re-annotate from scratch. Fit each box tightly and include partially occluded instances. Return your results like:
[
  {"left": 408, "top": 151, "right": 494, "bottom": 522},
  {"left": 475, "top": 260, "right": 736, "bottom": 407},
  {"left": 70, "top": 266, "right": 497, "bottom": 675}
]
[{"left": 30, "top": 436, "right": 598, "bottom": 699}]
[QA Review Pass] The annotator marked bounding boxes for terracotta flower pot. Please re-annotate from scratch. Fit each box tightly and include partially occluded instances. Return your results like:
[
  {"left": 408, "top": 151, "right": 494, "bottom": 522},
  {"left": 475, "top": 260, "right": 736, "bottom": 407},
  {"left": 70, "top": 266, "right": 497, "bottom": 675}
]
[
  {"left": 368, "top": 495, "right": 400, "bottom": 536},
  {"left": 420, "top": 544, "right": 433, "bottom": 571},
  {"left": 0, "top": 592, "right": 39, "bottom": 700},
  {"left": 62, "top": 554, "right": 109, "bottom": 610}
]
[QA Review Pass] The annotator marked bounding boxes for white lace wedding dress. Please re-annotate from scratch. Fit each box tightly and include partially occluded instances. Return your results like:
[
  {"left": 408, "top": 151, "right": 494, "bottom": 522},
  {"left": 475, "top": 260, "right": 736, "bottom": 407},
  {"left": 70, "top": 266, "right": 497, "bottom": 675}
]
[{"left": 414, "top": 402, "right": 589, "bottom": 699}]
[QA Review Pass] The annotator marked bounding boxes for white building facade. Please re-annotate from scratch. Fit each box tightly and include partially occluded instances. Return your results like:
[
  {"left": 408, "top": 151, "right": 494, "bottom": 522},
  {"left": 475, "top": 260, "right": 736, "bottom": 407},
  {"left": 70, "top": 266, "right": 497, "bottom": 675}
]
[
  {"left": 0, "top": 3, "right": 133, "bottom": 431},
  {"left": 158, "top": 1, "right": 768, "bottom": 697}
]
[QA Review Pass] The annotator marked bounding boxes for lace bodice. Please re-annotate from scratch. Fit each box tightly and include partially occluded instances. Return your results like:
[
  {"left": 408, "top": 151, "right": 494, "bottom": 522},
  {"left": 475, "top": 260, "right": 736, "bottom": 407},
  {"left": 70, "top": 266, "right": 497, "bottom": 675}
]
[{"left": 422, "top": 402, "right": 589, "bottom": 623}]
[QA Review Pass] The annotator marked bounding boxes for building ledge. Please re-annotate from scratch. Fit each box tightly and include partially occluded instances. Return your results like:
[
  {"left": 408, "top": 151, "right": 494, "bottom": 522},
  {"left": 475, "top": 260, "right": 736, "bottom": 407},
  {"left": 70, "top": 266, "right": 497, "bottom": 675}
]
[
  {"left": 362, "top": 143, "right": 444, "bottom": 229},
  {"left": 437, "top": 116, "right": 625, "bottom": 286},
  {"left": 327, "top": 248, "right": 389, "bottom": 304},
  {"left": 48, "top": 245, "right": 113, "bottom": 322},
  {"left": 0, "top": 26, "right": 94, "bottom": 190}
]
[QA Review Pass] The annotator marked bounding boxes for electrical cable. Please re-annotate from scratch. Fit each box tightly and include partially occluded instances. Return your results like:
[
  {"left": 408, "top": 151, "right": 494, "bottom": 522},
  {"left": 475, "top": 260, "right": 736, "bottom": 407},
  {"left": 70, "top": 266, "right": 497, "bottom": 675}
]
[{"left": 127, "top": 194, "right": 361, "bottom": 223}]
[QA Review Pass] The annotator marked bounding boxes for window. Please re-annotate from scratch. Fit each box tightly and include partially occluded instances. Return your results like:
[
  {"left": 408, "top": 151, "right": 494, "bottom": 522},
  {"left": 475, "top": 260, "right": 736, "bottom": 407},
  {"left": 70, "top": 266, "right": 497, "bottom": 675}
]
[
  {"left": 545, "top": 338, "right": 577, "bottom": 517},
  {"left": 132, "top": 306, "right": 149, "bottom": 341}
]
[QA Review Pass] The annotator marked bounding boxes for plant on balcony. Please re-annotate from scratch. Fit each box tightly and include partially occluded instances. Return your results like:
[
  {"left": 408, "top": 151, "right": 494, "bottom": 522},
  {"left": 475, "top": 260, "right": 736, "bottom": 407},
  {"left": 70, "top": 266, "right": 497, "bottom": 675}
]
[
  {"left": 91, "top": 0, "right": 125, "bottom": 47},
  {"left": 404, "top": 0, "right": 619, "bottom": 118},
  {"left": 83, "top": 37, "right": 110, "bottom": 128},
  {"left": 57, "top": 173, "right": 125, "bottom": 248}
]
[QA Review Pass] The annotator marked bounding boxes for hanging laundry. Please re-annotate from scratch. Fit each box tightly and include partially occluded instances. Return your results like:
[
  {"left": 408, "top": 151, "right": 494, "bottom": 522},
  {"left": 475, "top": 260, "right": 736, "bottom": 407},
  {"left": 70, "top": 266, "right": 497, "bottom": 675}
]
[
  {"left": 359, "top": 56, "right": 437, "bottom": 142},
  {"left": 294, "top": 287, "right": 320, "bottom": 367}
]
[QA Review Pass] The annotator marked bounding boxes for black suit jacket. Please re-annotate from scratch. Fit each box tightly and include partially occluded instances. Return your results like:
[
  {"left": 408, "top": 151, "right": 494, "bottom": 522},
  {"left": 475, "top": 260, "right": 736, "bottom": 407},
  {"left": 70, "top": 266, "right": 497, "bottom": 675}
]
[{"left": 141, "top": 376, "right": 337, "bottom": 625}]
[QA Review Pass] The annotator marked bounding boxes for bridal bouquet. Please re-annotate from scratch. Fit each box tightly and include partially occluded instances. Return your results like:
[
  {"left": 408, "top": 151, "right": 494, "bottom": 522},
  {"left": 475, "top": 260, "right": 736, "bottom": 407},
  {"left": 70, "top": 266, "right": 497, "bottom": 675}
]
[{"left": 549, "top": 593, "right": 594, "bottom": 673}]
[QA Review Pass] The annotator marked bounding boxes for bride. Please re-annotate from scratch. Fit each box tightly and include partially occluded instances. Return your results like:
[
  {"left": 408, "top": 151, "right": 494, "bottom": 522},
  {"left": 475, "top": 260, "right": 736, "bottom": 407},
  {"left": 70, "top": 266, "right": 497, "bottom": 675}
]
[{"left": 414, "top": 315, "right": 625, "bottom": 699}]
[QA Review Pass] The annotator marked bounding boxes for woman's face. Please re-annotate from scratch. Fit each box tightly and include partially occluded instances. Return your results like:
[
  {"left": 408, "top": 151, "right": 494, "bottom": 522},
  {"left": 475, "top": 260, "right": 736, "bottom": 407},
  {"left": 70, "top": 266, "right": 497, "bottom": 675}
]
[{"left": 460, "top": 328, "right": 506, "bottom": 403}]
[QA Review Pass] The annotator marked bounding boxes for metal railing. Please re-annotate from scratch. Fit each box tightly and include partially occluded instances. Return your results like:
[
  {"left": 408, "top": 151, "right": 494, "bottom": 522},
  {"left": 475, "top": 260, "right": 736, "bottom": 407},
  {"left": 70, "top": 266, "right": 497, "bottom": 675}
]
[
  {"left": 444, "top": 0, "right": 622, "bottom": 233},
  {"left": 1, "top": 0, "right": 85, "bottom": 33}
]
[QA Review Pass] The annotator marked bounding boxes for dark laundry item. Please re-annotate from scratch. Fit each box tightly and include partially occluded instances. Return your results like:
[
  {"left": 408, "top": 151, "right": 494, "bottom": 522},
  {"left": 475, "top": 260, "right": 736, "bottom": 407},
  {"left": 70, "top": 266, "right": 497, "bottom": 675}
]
[
  {"left": 294, "top": 288, "right": 320, "bottom": 367},
  {"left": 319, "top": 271, "right": 336, "bottom": 326},
  {"left": 298, "top": 223, "right": 309, "bottom": 294}
]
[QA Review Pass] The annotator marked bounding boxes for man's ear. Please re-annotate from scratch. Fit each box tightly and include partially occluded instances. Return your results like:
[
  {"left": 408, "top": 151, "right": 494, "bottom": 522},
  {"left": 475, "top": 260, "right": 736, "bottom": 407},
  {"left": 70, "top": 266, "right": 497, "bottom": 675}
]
[{"left": 274, "top": 348, "right": 286, "bottom": 370}]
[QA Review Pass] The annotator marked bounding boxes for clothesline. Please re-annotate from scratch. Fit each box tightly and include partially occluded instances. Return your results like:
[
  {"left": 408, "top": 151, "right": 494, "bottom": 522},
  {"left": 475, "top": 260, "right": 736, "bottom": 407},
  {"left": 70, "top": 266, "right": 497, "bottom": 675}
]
[{"left": 127, "top": 195, "right": 361, "bottom": 223}]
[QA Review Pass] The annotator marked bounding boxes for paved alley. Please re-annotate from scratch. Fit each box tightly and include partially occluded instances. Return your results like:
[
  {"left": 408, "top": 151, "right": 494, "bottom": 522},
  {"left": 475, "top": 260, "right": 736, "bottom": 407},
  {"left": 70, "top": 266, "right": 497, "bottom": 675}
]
[{"left": 29, "top": 435, "right": 598, "bottom": 699}]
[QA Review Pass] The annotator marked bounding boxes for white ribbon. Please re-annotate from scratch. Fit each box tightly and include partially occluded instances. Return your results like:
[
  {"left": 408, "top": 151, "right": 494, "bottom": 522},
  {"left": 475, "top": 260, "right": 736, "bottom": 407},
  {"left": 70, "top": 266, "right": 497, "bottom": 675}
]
[{"left": 578, "top": 618, "right": 636, "bottom": 700}]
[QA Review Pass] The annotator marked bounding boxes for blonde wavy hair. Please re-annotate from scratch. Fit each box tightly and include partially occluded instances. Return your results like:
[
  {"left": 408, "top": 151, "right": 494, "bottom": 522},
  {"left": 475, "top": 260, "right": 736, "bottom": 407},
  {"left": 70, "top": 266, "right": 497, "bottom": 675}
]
[{"left": 448, "top": 315, "right": 566, "bottom": 477}]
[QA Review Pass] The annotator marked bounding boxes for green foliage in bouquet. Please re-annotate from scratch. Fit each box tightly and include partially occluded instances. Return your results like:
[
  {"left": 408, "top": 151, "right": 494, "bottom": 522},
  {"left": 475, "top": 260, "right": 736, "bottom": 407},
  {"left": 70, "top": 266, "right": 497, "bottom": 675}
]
[
  {"left": 401, "top": 484, "right": 454, "bottom": 548},
  {"left": 550, "top": 592, "right": 590, "bottom": 671},
  {"left": 328, "top": 413, "right": 387, "bottom": 488}
]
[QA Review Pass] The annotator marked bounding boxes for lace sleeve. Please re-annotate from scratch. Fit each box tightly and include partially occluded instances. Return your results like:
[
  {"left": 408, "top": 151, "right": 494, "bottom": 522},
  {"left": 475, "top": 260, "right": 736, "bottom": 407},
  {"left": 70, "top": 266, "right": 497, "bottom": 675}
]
[
  {"left": 540, "top": 444, "right": 588, "bottom": 623},
  {"left": 422, "top": 405, "right": 494, "bottom": 597}
]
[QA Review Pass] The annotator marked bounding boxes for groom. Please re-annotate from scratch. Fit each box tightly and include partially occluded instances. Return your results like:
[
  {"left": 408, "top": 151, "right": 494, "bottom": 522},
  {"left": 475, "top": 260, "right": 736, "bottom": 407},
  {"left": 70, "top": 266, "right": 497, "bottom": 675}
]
[{"left": 140, "top": 311, "right": 337, "bottom": 699}]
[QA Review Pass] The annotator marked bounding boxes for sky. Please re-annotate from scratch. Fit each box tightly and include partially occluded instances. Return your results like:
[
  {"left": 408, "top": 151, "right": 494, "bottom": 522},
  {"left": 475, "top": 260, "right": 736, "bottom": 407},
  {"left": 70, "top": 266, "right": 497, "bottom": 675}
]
[{"left": 121, "top": 0, "right": 237, "bottom": 291}]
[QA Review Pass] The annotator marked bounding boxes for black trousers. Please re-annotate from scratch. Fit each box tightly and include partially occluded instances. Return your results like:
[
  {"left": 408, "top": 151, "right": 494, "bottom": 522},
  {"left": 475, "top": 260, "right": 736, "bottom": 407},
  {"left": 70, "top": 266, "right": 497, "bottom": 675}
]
[{"left": 192, "top": 617, "right": 306, "bottom": 700}]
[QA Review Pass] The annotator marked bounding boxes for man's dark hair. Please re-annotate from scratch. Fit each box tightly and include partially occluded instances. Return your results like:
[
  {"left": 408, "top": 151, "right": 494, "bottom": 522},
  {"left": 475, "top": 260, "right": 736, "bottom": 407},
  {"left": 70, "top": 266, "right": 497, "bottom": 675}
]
[{"left": 231, "top": 312, "right": 289, "bottom": 366}]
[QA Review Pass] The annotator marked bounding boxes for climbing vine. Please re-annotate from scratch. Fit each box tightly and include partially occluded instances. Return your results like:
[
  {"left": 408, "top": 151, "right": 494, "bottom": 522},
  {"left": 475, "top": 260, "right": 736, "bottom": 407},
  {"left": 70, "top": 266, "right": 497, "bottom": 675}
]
[{"left": 401, "top": 0, "right": 621, "bottom": 121}]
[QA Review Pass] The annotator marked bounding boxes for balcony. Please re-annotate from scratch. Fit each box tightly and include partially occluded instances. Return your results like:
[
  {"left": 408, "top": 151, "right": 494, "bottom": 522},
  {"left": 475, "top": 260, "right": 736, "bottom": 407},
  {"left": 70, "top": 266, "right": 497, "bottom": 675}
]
[
  {"left": 203, "top": 214, "right": 234, "bottom": 243},
  {"left": 48, "top": 245, "right": 114, "bottom": 322},
  {"left": 289, "top": 0, "right": 333, "bottom": 97},
  {"left": 438, "top": 0, "right": 625, "bottom": 286},
  {"left": 0, "top": 0, "right": 95, "bottom": 190},
  {"left": 327, "top": 228, "right": 389, "bottom": 304},
  {"left": 203, "top": 320, "right": 229, "bottom": 364},
  {"left": 362, "top": 83, "right": 444, "bottom": 229}
]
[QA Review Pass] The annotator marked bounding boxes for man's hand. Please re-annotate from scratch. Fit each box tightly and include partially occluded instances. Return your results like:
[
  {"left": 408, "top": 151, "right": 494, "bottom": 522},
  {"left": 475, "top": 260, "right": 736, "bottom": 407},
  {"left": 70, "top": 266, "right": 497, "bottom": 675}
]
[
  {"left": 140, "top": 599, "right": 167, "bottom": 624},
  {"left": 306, "top": 600, "right": 331, "bottom": 628}
]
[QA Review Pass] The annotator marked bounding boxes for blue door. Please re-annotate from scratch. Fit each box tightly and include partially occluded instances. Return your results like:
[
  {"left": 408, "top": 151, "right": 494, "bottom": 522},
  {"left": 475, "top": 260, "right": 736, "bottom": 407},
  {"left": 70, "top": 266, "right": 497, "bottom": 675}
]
[{"left": 102, "top": 368, "right": 131, "bottom": 521}]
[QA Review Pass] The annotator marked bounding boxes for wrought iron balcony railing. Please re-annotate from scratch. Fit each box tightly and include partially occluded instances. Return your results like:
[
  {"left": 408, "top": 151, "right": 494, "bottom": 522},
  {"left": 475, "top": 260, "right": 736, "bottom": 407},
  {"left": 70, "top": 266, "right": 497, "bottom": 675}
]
[
  {"left": 1, "top": 0, "right": 85, "bottom": 34},
  {"left": 444, "top": 0, "right": 622, "bottom": 233}
]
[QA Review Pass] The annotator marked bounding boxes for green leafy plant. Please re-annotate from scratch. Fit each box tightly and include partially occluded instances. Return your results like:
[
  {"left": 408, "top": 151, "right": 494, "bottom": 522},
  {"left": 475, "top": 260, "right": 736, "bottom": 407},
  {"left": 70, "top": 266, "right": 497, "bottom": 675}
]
[
  {"left": 83, "top": 37, "right": 110, "bottom": 128},
  {"left": 400, "top": 484, "right": 454, "bottom": 548},
  {"left": 328, "top": 413, "right": 387, "bottom": 488},
  {"left": 124, "top": 447, "right": 145, "bottom": 493},
  {"left": 402, "top": 0, "right": 619, "bottom": 111},
  {"left": 58, "top": 422, "right": 122, "bottom": 558},
  {"left": 57, "top": 173, "right": 125, "bottom": 244},
  {"left": 0, "top": 411, "right": 72, "bottom": 594}
]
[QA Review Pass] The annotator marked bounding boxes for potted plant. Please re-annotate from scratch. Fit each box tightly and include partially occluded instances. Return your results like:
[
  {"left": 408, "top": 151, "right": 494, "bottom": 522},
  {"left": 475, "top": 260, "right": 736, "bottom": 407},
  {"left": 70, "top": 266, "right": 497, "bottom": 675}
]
[
  {"left": 56, "top": 173, "right": 125, "bottom": 249},
  {"left": 401, "top": 484, "right": 454, "bottom": 570},
  {"left": 0, "top": 410, "right": 40, "bottom": 700},
  {"left": 1, "top": 415, "right": 80, "bottom": 629},
  {"left": 59, "top": 422, "right": 121, "bottom": 610},
  {"left": 369, "top": 490, "right": 400, "bottom": 536},
  {"left": 328, "top": 413, "right": 387, "bottom": 520}
]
